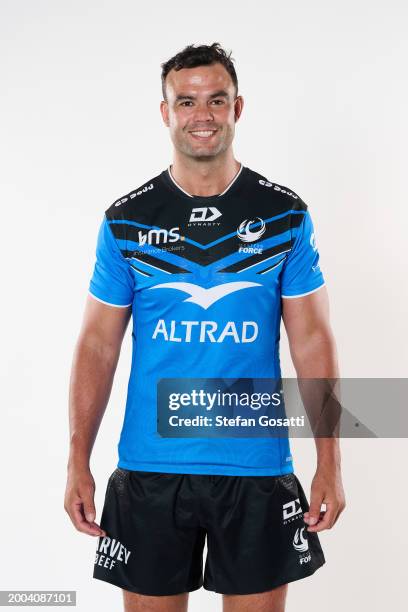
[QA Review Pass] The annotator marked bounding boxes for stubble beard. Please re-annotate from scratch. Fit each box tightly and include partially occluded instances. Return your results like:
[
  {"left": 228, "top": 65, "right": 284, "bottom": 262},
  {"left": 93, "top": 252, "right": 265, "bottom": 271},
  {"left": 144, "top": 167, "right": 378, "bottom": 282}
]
[{"left": 175, "top": 125, "right": 233, "bottom": 161}]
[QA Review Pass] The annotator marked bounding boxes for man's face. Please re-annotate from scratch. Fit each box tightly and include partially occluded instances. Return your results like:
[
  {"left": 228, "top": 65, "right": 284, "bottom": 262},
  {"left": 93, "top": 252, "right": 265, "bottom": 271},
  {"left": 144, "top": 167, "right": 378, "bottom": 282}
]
[{"left": 160, "top": 63, "right": 243, "bottom": 160}]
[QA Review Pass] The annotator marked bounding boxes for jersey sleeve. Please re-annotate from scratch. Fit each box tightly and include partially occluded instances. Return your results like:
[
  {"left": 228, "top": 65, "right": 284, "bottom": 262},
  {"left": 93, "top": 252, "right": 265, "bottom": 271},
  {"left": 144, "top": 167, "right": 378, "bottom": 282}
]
[
  {"left": 280, "top": 208, "right": 325, "bottom": 298},
  {"left": 88, "top": 215, "right": 135, "bottom": 307}
]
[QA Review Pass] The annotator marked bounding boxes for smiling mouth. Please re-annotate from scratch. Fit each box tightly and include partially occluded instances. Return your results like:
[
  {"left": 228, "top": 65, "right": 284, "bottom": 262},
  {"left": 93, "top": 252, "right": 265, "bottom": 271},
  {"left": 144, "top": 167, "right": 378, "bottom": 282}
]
[{"left": 189, "top": 129, "right": 218, "bottom": 140}]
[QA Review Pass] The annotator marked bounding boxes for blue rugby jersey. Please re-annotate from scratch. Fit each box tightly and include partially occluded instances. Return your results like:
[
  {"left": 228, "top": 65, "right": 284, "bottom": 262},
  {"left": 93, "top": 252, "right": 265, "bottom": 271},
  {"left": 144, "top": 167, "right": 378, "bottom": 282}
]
[{"left": 88, "top": 164, "right": 325, "bottom": 475}]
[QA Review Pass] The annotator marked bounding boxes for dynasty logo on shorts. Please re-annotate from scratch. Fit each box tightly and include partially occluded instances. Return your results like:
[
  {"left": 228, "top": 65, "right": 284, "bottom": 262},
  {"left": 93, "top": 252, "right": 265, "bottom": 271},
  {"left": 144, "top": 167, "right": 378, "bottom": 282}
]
[
  {"left": 282, "top": 498, "right": 303, "bottom": 525},
  {"left": 95, "top": 536, "right": 132, "bottom": 571},
  {"left": 292, "top": 527, "right": 311, "bottom": 565}
]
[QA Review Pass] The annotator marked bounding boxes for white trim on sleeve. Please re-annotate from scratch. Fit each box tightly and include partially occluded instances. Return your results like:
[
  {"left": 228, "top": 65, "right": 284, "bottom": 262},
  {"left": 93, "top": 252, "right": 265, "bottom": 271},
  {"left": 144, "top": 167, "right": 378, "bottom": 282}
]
[
  {"left": 88, "top": 291, "right": 132, "bottom": 308},
  {"left": 281, "top": 282, "right": 326, "bottom": 299}
]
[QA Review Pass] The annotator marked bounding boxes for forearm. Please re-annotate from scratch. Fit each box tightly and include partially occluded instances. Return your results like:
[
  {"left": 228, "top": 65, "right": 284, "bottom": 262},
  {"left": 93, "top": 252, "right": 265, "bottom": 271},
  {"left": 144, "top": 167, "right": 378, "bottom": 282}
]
[
  {"left": 67, "top": 336, "right": 120, "bottom": 470},
  {"left": 290, "top": 330, "right": 341, "bottom": 467},
  {"left": 290, "top": 328, "right": 338, "bottom": 378}
]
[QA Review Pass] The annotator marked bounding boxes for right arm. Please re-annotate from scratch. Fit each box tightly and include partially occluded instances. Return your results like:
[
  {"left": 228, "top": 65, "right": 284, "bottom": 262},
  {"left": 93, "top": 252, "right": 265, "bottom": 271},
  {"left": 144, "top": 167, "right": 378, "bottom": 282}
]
[{"left": 64, "top": 295, "right": 131, "bottom": 536}]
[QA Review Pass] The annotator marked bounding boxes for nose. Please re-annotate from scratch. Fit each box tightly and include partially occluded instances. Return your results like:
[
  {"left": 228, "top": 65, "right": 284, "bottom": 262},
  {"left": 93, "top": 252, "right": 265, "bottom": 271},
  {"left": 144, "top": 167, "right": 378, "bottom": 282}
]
[{"left": 191, "top": 102, "right": 215, "bottom": 123}]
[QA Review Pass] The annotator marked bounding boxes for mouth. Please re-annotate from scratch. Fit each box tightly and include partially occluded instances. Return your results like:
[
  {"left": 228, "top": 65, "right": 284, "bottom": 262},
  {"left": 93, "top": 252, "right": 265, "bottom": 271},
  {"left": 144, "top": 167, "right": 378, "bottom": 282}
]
[{"left": 188, "top": 129, "right": 218, "bottom": 141}]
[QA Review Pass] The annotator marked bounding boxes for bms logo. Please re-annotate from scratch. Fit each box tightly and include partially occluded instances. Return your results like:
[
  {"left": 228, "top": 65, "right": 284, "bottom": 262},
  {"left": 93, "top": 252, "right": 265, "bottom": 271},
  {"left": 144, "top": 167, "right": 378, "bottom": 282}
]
[
  {"left": 237, "top": 218, "right": 266, "bottom": 243},
  {"left": 137, "top": 227, "right": 180, "bottom": 246}
]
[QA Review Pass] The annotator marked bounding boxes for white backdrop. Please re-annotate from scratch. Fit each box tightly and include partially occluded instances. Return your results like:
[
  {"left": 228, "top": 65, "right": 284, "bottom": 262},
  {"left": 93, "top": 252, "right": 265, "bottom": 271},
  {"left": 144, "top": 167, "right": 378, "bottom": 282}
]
[{"left": 1, "top": 0, "right": 407, "bottom": 610}]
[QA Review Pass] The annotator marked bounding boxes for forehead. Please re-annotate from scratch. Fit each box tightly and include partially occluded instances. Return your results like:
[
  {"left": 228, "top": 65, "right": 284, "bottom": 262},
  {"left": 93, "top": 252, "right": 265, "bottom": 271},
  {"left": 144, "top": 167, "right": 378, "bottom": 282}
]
[{"left": 165, "top": 63, "right": 234, "bottom": 98}]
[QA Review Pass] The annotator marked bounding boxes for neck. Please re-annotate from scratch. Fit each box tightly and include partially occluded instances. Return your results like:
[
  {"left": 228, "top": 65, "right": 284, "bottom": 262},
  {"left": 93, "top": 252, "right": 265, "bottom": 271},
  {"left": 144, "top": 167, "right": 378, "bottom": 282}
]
[{"left": 170, "top": 150, "right": 241, "bottom": 197}]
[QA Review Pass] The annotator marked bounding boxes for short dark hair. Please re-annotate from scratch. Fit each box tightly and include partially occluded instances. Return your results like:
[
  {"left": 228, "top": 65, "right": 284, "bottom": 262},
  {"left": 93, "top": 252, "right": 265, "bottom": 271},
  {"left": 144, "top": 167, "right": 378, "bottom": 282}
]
[{"left": 160, "top": 42, "right": 238, "bottom": 100}]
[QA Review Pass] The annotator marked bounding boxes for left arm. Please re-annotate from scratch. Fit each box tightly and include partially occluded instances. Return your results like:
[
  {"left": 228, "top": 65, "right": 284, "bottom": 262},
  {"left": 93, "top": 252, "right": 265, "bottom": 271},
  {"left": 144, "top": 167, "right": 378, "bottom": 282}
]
[{"left": 282, "top": 285, "right": 346, "bottom": 532}]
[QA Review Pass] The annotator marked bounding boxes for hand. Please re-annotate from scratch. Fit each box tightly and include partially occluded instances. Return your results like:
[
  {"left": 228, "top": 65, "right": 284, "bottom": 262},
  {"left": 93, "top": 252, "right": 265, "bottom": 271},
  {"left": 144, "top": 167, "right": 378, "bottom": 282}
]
[
  {"left": 64, "top": 466, "right": 106, "bottom": 537},
  {"left": 303, "top": 464, "right": 346, "bottom": 532}
]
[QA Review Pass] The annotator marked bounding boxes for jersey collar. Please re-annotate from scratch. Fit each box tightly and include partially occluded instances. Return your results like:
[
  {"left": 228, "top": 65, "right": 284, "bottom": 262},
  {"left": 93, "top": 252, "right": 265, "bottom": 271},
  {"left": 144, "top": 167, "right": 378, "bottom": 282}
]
[{"left": 166, "top": 163, "right": 244, "bottom": 199}]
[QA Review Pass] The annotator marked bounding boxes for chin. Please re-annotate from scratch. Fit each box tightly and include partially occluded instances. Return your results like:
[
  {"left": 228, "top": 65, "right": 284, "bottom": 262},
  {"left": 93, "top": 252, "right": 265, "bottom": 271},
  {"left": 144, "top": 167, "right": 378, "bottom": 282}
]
[
  {"left": 191, "top": 143, "right": 225, "bottom": 158},
  {"left": 179, "top": 146, "right": 215, "bottom": 159}
]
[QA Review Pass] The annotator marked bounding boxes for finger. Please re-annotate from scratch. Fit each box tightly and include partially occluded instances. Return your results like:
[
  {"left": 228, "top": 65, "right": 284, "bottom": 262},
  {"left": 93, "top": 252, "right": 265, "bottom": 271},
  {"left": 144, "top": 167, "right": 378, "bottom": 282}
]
[
  {"left": 83, "top": 497, "right": 96, "bottom": 524},
  {"left": 304, "top": 497, "right": 324, "bottom": 527},
  {"left": 70, "top": 501, "right": 106, "bottom": 537},
  {"left": 330, "top": 502, "right": 346, "bottom": 528},
  {"left": 78, "top": 486, "right": 106, "bottom": 535},
  {"left": 304, "top": 510, "right": 325, "bottom": 528},
  {"left": 307, "top": 504, "right": 337, "bottom": 532},
  {"left": 89, "top": 521, "right": 106, "bottom": 537},
  {"left": 78, "top": 497, "right": 107, "bottom": 536}
]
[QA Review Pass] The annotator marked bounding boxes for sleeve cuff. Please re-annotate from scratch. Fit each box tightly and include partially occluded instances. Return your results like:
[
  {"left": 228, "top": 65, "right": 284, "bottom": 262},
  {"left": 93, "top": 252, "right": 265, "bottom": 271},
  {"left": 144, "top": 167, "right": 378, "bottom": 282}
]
[
  {"left": 281, "top": 281, "right": 326, "bottom": 299},
  {"left": 88, "top": 291, "right": 132, "bottom": 308}
]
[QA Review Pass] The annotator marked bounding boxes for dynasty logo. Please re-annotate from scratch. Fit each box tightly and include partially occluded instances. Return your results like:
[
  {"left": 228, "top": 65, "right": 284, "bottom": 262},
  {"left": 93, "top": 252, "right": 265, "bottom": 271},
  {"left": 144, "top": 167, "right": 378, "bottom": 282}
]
[
  {"left": 188, "top": 207, "right": 222, "bottom": 226},
  {"left": 282, "top": 498, "right": 303, "bottom": 525}
]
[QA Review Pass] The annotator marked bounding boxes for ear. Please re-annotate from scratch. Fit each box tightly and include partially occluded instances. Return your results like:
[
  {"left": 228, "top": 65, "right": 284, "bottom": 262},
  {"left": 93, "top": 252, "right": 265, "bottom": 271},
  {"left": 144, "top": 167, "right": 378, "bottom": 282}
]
[
  {"left": 160, "top": 100, "right": 170, "bottom": 127},
  {"left": 234, "top": 95, "right": 244, "bottom": 122}
]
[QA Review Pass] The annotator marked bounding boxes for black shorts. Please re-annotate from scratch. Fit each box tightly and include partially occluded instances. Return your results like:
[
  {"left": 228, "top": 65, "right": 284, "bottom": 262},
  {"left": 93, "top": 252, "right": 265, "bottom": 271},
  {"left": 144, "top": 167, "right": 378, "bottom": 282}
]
[{"left": 93, "top": 468, "right": 325, "bottom": 596}]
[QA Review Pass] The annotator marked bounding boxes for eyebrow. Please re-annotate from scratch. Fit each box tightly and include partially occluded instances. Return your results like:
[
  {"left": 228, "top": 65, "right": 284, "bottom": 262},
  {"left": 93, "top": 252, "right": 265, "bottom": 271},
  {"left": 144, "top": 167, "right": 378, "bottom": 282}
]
[{"left": 175, "top": 90, "right": 230, "bottom": 102}]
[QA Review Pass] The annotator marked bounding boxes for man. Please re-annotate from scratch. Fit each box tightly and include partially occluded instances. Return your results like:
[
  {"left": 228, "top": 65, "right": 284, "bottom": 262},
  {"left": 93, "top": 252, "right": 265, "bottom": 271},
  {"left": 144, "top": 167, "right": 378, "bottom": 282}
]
[{"left": 64, "top": 43, "right": 346, "bottom": 612}]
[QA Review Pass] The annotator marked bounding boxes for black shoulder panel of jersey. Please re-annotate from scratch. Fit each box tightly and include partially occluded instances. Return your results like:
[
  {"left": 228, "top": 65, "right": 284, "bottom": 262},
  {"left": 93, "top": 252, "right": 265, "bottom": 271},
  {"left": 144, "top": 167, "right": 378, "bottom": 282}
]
[
  {"left": 104, "top": 171, "right": 164, "bottom": 221},
  {"left": 104, "top": 166, "right": 308, "bottom": 224},
  {"left": 245, "top": 167, "right": 308, "bottom": 213}
]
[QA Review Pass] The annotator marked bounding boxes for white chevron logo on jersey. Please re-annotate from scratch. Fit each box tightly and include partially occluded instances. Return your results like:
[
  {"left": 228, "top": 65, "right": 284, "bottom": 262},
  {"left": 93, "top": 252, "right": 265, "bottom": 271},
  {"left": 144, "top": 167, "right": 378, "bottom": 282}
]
[{"left": 148, "top": 281, "right": 262, "bottom": 310}]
